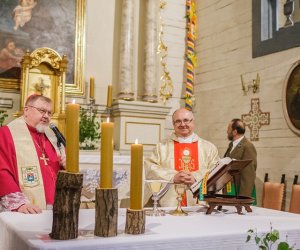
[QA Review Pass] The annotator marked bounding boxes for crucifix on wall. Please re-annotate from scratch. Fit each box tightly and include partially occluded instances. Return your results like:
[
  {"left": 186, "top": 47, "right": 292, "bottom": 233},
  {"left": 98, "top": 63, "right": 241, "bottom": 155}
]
[
  {"left": 241, "top": 98, "right": 270, "bottom": 141},
  {"left": 33, "top": 77, "right": 50, "bottom": 96}
]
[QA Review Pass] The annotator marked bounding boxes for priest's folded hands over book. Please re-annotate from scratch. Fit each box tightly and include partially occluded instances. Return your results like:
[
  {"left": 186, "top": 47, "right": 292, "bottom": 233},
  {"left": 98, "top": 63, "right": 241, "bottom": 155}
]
[{"left": 173, "top": 170, "right": 196, "bottom": 185}]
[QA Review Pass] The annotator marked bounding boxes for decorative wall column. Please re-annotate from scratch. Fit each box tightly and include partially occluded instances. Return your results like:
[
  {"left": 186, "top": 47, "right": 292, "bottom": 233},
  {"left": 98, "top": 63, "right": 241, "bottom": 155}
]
[
  {"left": 117, "top": 0, "right": 135, "bottom": 101},
  {"left": 142, "top": 0, "right": 158, "bottom": 103}
]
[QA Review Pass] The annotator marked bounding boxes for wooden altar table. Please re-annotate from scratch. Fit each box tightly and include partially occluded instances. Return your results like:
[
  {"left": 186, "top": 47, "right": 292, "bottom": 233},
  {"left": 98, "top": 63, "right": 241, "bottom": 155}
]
[{"left": 0, "top": 206, "right": 300, "bottom": 250}]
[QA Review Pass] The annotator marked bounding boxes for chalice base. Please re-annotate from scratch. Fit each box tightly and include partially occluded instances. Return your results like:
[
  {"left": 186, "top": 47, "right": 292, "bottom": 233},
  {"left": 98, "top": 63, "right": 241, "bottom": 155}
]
[
  {"left": 169, "top": 206, "right": 188, "bottom": 216},
  {"left": 145, "top": 208, "right": 166, "bottom": 216}
]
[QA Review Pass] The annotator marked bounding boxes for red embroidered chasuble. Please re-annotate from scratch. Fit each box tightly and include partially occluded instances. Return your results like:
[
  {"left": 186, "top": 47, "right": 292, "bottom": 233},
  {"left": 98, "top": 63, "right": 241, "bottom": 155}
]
[
  {"left": 0, "top": 125, "right": 61, "bottom": 205},
  {"left": 27, "top": 126, "right": 61, "bottom": 205},
  {"left": 174, "top": 141, "right": 199, "bottom": 206}
]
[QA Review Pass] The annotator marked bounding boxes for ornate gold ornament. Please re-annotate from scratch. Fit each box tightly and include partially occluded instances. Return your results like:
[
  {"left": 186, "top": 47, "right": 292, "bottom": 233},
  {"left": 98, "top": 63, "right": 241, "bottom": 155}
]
[
  {"left": 241, "top": 73, "right": 260, "bottom": 95},
  {"left": 158, "top": 0, "right": 173, "bottom": 103},
  {"left": 15, "top": 47, "right": 67, "bottom": 133}
]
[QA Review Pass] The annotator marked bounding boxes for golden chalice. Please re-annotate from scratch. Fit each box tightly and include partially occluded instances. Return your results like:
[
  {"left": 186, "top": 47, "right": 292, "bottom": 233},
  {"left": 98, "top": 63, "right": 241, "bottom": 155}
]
[
  {"left": 145, "top": 180, "right": 171, "bottom": 216},
  {"left": 169, "top": 183, "right": 188, "bottom": 216}
]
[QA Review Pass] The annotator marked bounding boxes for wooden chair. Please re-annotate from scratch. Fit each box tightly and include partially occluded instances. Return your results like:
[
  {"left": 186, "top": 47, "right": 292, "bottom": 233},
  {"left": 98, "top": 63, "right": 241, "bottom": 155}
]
[
  {"left": 289, "top": 175, "right": 300, "bottom": 214},
  {"left": 262, "top": 173, "right": 285, "bottom": 211}
]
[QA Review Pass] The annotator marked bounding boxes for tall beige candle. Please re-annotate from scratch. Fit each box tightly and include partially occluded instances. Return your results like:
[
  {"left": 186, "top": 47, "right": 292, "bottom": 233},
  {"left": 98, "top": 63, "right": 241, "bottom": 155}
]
[
  {"left": 65, "top": 101, "right": 80, "bottom": 173},
  {"left": 130, "top": 139, "right": 143, "bottom": 210},
  {"left": 107, "top": 85, "right": 112, "bottom": 108},
  {"left": 100, "top": 118, "right": 114, "bottom": 188},
  {"left": 90, "top": 77, "right": 95, "bottom": 99}
]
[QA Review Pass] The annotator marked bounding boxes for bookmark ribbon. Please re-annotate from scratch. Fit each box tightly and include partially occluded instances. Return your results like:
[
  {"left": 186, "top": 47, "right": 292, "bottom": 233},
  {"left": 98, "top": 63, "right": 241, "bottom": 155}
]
[
  {"left": 199, "top": 172, "right": 209, "bottom": 201},
  {"left": 226, "top": 181, "right": 232, "bottom": 193}
]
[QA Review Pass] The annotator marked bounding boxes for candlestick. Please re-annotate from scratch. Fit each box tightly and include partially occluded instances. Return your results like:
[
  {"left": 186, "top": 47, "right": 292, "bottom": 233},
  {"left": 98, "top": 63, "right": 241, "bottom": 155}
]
[
  {"left": 65, "top": 101, "right": 80, "bottom": 173},
  {"left": 100, "top": 118, "right": 114, "bottom": 188},
  {"left": 130, "top": 139, "right": 143, "bottom": 210},
  {"left": 107, "top": 85, "right": 112, "bottom": 108},
  {"left": 90, "top": 77, "right": 95, "bottom": 99}
]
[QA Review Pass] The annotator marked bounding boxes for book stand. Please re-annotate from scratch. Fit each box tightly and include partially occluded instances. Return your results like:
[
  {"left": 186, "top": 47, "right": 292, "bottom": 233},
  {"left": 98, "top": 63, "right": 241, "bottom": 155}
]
[{"left": 202, "top": 159, "right": 254, "bottom": 215}]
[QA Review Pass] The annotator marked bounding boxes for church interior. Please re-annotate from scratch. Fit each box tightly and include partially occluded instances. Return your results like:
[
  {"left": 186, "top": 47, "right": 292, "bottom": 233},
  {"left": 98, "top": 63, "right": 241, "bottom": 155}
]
[{"left": 0, "top": 0, "right": 300, "bottom": 236}]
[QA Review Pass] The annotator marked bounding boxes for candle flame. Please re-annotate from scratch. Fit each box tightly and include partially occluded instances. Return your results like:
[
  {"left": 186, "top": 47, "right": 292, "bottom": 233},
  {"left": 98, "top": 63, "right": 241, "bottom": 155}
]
[
  {"left": 106, "top": 117, "right": 110, "bottom": 123},
  {"left": 72, "top": 99, "right": 76, "bottom": 104},
  {"left": 135, "top": 139, "right": 138, "bottom": 144}
]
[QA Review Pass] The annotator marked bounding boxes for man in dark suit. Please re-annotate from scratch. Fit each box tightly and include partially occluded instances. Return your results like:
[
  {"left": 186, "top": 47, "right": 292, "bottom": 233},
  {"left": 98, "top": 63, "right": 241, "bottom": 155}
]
[{"left": 224, "top": 118, "right": 257, "bottom": 199}]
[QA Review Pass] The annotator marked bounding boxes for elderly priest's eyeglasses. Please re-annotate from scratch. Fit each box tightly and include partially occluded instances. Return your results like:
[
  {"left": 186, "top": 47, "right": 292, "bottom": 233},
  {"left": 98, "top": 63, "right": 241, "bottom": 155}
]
[
  {"left": 27, "top": 105, "right": 53, "bottom": 117},
  {"left": 173, "top": 119, "right": 193, "bottom": 126}
]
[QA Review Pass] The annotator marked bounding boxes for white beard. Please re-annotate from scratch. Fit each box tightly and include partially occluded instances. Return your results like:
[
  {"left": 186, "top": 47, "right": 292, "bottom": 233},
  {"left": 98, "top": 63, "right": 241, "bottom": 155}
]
[{"left": 36, "top": 124, "right": 47, "bottom": 133}]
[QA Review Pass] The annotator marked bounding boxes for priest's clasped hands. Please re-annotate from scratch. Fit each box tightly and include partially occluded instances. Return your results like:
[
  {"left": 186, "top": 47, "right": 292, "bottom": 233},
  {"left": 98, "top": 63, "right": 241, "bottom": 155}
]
[{"left": 173, "top": 171, "right": 196, "bottom": 185}]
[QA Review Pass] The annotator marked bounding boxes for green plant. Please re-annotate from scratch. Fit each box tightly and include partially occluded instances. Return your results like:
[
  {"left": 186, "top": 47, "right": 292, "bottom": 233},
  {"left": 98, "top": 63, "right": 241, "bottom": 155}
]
[
  {"left": 246, "top": 224, "right": 295, "bottom": 250},
  {"left": 0, "top": 110, "right": 8, "bottom": 127},
  {"left": 79, "top": 107, "right": 100, "bottom": 150}
]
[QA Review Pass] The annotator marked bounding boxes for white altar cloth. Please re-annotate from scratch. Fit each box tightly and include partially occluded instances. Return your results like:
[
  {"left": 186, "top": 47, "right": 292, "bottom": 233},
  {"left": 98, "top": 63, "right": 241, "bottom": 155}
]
[{"left": 1, "top": 206, "right": 300, "bottom": 250}]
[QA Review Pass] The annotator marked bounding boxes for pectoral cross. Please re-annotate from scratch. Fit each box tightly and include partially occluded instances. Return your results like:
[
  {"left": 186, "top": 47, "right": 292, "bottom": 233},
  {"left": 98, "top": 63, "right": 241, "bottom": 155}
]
[{"left": 40, "top": 153, "right": 49, "bottom": 165}]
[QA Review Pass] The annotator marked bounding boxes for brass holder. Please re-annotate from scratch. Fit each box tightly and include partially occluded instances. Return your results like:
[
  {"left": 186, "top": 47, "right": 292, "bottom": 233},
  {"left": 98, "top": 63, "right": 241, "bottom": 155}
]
[
  {"left": 50, "top": 170, "right": 83, "bottom": 240},
  {"left": 106, "top": 107, "right": 112, "bottom": 117},
  {"left": 101, "top": 107, "right": 113, "bottom": 124},
  {"left": 88, "top": 98, "right": 95, "bottom": 115},
  {"left": 125, "top": 208, "right": 146, "bottom": 235},
  {"left": 169, "top": 184, "right": 188, "bottom": 216},
  {"left": 241, "top": 73, "right": 260, "bottom": 95},
  {"left": 94, "top": 188, "right": 118, "bottom": 237}
]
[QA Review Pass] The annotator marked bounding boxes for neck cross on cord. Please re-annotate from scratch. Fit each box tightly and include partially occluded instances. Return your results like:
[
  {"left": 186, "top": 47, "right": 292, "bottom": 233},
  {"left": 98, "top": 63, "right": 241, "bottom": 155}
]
[
  {"left": 40, "top": 153, "right": 49, "bottom": 165},
  {"left": 33, "top": 134, "right": 49, "bottom": 166}
]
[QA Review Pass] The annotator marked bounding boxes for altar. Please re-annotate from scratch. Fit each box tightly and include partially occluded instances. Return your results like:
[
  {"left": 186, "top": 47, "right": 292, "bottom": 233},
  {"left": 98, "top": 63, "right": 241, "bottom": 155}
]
[
  {"left": 79, "top": 151, "right": 131, "bottom": 206},
  {"left": 1, "top": 206, "right": 300, "bottom": 250}
]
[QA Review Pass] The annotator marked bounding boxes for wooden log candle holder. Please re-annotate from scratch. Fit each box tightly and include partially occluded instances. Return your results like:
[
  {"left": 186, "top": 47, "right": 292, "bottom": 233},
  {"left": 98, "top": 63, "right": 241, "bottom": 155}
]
[
  {"left": 125, "top": 208, "right": 145, "bottom": 235},
  {"left": 50, "top": 170, "right": 83, "bottom": 240},
  {"left": 94, "top": 188, "right": 118, "bottom": 237}
]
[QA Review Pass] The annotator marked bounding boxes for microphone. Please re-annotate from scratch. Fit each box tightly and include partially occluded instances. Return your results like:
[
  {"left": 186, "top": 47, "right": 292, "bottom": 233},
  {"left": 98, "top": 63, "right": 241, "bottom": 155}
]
[{"left": 49, "top": 123, "right": 66, "bottom": 147}]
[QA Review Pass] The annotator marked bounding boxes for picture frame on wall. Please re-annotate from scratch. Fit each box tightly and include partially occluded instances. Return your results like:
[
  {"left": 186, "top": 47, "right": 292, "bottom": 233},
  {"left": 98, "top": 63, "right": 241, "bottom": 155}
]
[
  {"left": 0, "top": 0, "right": 86, "bottom": 96},
  {"left": 282, "top": 60, "right": 300, "bottom": 136}
]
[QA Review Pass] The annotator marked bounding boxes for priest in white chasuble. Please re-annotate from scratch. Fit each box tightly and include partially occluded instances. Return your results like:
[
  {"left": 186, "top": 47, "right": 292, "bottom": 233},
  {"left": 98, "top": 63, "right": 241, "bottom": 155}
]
[
  {"left": 144, "top": 108, "right": 220, "bottom": 207},
  {"left": 0, "top": 95, "right": 66, "bottom": 213}
]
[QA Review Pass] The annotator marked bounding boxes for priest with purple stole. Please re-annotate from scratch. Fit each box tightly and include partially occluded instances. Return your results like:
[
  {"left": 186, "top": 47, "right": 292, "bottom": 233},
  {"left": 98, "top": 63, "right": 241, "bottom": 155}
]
[
  {"left": 0, "top": 95, "right": 66, "bottom": 214},
  {"left": 145, "top": 108, "right": 220, "bottom": 207}
]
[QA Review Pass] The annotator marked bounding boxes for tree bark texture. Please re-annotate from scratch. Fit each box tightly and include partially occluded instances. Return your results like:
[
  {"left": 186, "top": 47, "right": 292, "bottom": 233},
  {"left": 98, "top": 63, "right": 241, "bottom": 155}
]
[
  {"left": 50, "top": 170, "right": 83, "bottom": 240},
  {"left": 94, "top": 188, "right": 118, "bottom": 237},
  {"left": 125, "top": 208, "right": 145, "bottom": 235}
]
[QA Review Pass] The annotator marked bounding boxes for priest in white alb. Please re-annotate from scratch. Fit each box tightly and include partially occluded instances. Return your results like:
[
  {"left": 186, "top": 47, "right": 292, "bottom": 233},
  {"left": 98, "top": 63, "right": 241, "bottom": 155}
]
[{"left": 144, "top": 108, "right": 220, "bottom": 207}]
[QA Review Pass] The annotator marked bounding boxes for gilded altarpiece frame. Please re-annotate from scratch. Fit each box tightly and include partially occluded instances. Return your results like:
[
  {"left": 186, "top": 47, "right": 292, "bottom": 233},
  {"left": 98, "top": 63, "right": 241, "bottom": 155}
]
[{"left": 0, "top": 0, "right": 86, "bottom": 96}]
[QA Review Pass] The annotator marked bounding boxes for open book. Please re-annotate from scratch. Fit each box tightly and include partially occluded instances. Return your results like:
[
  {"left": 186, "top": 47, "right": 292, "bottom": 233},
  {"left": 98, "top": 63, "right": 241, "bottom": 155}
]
[{"left": 190, "top": 157, "right": 252, "bottom": 194}]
